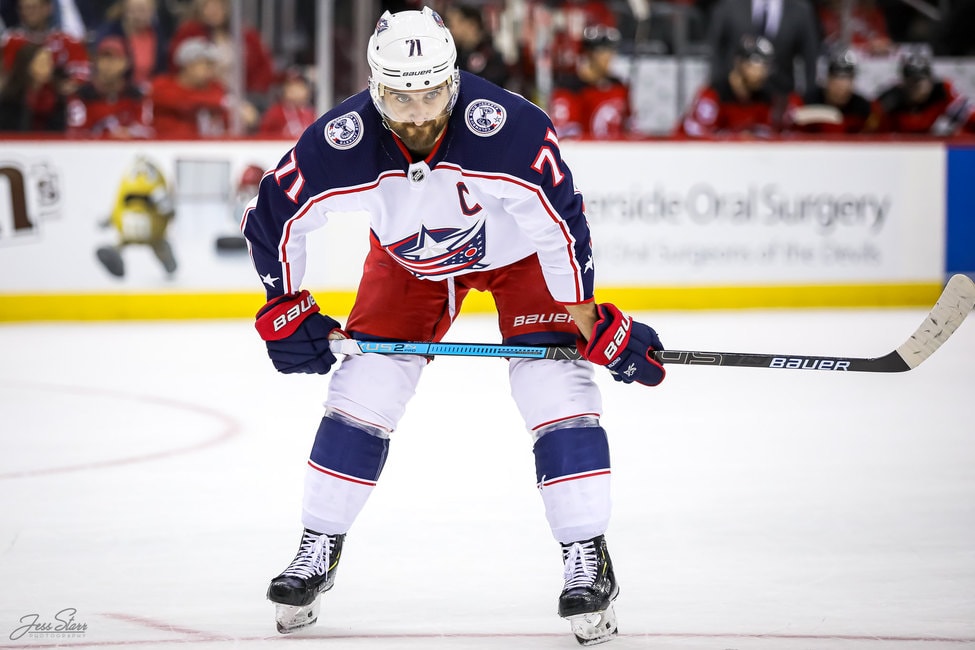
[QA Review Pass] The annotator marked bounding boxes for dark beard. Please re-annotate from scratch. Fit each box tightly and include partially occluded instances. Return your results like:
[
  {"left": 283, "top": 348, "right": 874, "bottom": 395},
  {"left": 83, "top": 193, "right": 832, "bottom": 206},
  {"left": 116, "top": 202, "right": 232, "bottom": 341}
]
[{"left": 387, "top": 113, "right": 450, "bottom": 157}]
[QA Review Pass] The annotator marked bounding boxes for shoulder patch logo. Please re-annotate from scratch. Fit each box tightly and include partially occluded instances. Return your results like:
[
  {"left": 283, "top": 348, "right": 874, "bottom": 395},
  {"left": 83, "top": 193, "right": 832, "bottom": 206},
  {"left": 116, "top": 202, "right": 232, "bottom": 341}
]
[
  {"left": 465, "top": 100, "right": 506, "bottom": 137},
  {"left": 324, "top": 112, "right": 364, "bottom": 150}
]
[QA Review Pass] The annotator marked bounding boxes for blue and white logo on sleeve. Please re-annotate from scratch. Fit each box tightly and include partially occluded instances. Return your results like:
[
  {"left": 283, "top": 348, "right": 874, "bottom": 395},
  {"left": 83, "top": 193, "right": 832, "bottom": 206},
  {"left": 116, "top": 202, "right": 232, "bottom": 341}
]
[
  {"left": 465, "top": 100, "right": 506, "bottom": 137},
  {"left": 325, "top": 112, "right": 364, "bottom": 150}
]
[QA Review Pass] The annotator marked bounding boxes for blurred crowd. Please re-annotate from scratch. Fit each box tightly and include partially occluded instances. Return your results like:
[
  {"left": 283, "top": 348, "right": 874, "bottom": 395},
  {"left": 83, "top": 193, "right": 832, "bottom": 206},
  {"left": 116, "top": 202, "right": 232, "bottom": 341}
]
[
  {"left": 0, "top": 0, "right": 316, "bottom": 137},
  {"left": 0, "top": 0, "right": 973, "bottom": 139}
]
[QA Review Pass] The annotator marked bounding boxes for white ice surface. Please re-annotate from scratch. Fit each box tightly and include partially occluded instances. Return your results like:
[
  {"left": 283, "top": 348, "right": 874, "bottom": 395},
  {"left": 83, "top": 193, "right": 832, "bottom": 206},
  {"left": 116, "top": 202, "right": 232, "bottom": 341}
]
[{"left": 0, "top": 309, "right": 973, "bottom": 649}]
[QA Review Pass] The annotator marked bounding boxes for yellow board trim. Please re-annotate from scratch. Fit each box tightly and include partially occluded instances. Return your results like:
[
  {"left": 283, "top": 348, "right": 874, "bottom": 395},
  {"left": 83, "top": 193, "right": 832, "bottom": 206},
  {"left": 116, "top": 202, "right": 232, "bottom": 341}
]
[{"left": 0, "top": 282, "right": 944, "bottom": 322}]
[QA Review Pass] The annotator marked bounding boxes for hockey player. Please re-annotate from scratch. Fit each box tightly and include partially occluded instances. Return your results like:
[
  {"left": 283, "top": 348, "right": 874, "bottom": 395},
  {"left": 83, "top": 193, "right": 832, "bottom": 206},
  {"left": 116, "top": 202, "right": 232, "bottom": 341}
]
[
  {"left": 874, "top": 51, "right": 975, "bottom": 135},
  {"left": 793, "top": 49, "right": 877, "bottom": 134},
  {"left": 241, "top": 6, "right": 666, "bottom": 646},
  {"left": 676, "top": 35, "right": 801, "bottom": 138},
  {"left": 549, "top": 25, "right": 632, "bottom": 139}
]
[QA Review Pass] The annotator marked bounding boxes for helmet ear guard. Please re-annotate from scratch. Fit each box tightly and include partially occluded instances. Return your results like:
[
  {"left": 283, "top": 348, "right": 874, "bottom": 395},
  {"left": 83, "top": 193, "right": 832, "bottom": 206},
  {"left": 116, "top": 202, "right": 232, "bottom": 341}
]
[{"left": 366, "top": 6, "right": 460, "bottom": 122}]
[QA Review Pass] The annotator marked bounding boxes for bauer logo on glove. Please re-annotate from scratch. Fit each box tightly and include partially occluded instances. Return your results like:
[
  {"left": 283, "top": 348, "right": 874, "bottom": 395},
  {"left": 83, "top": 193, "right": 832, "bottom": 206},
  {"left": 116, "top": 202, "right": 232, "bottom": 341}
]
[
  {"left": 597, "top": 312, "right": 630, "bottom": 360},
  {"left": 259, "top": 292, "right": 320, "bottom": 340},
  {"left": 581, "top": 303, "right": 666, "bottom": 386}
]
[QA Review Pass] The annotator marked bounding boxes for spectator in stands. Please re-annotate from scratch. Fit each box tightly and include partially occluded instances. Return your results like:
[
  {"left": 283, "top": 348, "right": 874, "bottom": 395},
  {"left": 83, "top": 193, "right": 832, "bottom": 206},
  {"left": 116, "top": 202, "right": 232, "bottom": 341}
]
[
  {"left": 1, "top": 0, "right": 89, "bottom": 88},
  {"left": 94, "top": 0, "right": 170, "bottom": 90},
  {"left": 150, "top": 36, "right": 256, "bottom": 138},
  {"left": 548, "top": 25, "right": 632, "bottom": 139},
  {"left": 816, "top": 0, "right": 893, "bottom": 56},
  {"left": 258, "top": 68, "right": 316, "bottom": 139},
  {"left": 445, "top": 3, "right": 509, "bottom": 88},
  {"left": 707, "top": 0, "right": 819, "bottom": 96},
  {"left": 793, "top": 48, "right": 877, "bottom": 134},
  {"left": 676, "top": 34, "right": 800, "bottom": 137},
  {"left": 168, "top": 0, "right": 276, "bottom": 105},
  {"left": 67, "top": 36, "right": 152, "bottom": 138},
  {"left": 0, "top": 0, "right": 95, "bottom": 39},
  {"left": 874, "top": 51, "right": 975, "bottom": 135},
  {"left": 0, "top": 41, "right": 69, "bottom": 131}
]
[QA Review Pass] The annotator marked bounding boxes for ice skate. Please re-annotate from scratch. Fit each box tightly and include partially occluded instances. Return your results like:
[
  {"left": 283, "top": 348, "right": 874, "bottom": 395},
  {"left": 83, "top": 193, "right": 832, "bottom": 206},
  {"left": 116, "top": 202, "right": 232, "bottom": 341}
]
[
  {"left": 558, "top": 535, "right": 619, "bottom": 646},
  {"left": 267, "top": 529, "right": 345, "bottom": 634}
]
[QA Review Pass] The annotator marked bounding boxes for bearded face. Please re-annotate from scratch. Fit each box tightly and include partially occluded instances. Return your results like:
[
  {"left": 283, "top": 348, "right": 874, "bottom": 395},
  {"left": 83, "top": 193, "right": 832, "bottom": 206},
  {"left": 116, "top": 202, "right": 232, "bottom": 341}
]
[
  {"left": 375, "top": 81, "right": 453, "bottom": 155},
  {"left": 386, "top": 112, "right": 450, "bottom": 155}
]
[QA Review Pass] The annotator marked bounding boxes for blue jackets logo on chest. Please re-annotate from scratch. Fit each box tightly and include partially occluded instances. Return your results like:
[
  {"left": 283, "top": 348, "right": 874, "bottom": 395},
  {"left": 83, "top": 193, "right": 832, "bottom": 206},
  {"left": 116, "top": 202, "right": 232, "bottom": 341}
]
[{"left": 385, "top": 222, "right": 487, "bottom": 276}]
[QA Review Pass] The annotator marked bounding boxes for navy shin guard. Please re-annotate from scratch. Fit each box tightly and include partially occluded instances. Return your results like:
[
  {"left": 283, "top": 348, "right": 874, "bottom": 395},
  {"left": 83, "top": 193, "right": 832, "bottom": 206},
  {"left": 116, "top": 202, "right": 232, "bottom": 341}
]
[
  {"left": 308, "top": 413, "right": 390, "bottom": 485},
  {"left": 533, "top": 425, "right": 610, "bottom": 487}
]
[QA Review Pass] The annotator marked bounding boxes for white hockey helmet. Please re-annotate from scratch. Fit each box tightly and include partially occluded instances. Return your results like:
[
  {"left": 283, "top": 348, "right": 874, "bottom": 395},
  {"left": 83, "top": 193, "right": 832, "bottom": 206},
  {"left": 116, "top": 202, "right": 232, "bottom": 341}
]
[{"left": 367, "top": 6, "right": 460, "bottom": 121}]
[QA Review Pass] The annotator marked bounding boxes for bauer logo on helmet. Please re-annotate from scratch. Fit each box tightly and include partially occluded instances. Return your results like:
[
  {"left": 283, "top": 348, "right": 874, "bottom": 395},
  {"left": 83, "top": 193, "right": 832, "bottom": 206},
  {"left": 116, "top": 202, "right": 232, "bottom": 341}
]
[{"left": 367, "top": 7, "right": 460, "bottom": 121}]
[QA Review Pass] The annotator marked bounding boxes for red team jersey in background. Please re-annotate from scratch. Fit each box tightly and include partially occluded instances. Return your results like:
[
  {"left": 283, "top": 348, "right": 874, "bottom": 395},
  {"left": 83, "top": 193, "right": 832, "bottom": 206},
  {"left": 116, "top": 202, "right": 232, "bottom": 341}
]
[
  {"left": 874, "top": 80, "right": 975, "bottom": 134},
  {"left": 797, "top": 87, "right": 876, "bottom": 134},
  {"left": 167, "top": 23, "right": 276, "bottom": 94},
  {"left": 258, "top": 103, "right": 317, "bottom": 139},
  {"left": 149, "top": 74, "right": 229, "bottom": 138},
  {"left": 67, "top": 82, "right": 151, "bottom": 137},
  {"left": 13, "top": 83, "right": 67, "bottom": 130},
  {"left": 549, "top": 77, "right": 631, "bottom": 138},
  {"left": 1, "top": 29, "right": 90, "bottom": 82},
  {"left": 677, "top": 79, "right": 801, "bottom": 137}
]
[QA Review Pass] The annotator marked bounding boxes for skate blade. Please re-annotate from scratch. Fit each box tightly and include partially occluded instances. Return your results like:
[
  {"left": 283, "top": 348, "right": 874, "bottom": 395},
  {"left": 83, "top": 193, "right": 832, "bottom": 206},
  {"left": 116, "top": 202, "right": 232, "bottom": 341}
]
[
  {"left": 568, "top": 605, "right": 618, "bottom": 646},
  {"left": 274, "top": 599, "right": 320, "bottom": 634}
]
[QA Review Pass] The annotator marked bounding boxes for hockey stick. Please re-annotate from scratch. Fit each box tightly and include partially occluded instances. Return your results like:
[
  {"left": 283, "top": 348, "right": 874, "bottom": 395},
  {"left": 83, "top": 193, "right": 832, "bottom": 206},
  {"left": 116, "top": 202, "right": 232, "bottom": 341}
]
[
  {"left": 330, "top": 339, "right": 584, "bottom": 360},
  {"left": 329, "top": 274, "right": 975, "bottom": 373}
]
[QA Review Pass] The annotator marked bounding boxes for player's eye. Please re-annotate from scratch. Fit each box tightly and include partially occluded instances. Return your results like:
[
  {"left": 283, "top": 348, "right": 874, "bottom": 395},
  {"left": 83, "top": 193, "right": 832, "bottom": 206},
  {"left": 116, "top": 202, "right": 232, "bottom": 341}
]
[
  {"left": 392, "top": 94, "right": 411, "bottom": 104},
  {"left": 424, "top": 89, "right": 442, "bottom": 101}
]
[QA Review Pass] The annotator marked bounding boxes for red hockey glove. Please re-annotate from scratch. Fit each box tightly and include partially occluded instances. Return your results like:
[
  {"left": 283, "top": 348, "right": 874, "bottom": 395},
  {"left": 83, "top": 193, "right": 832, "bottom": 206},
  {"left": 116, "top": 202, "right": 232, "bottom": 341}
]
[
  {"left": 255, "top": 290, "right": 343, "bottom": 374},
  {"left": 580, "top": 303, "right": 666, "bottom": 386}
]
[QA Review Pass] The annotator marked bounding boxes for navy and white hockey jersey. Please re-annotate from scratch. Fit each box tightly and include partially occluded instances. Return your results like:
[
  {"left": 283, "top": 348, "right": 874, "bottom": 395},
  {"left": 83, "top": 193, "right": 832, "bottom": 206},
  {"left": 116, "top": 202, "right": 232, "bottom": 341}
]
[{"left": 241, "top": 72, "right": 595, "bottom": 305}]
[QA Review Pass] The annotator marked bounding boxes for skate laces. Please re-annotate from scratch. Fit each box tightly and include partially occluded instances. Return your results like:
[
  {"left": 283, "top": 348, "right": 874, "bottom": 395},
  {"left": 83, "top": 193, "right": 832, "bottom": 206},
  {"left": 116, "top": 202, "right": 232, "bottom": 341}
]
[
  {"left": 562, "top": 540, "right": 598, "bottom": 590},
  {"left": 283, "top": 531, "right": 333, "bottom": 580}
]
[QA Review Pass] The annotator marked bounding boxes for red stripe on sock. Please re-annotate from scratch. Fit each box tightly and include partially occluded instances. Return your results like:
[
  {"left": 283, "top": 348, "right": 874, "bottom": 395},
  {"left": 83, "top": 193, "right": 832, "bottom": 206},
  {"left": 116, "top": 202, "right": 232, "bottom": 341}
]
[
  {"left": 307, "top": 460, "right": 378, "bottom": 487},
  {"left": 540, "top": 469, "right": 611, "bottom": 487}
]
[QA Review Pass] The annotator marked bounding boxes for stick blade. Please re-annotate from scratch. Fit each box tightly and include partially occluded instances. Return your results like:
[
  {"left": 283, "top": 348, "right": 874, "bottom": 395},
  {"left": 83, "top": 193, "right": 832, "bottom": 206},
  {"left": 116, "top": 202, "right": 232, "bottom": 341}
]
[{"left": 895, "top": 274, "right": 975, "bottom": 369}]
